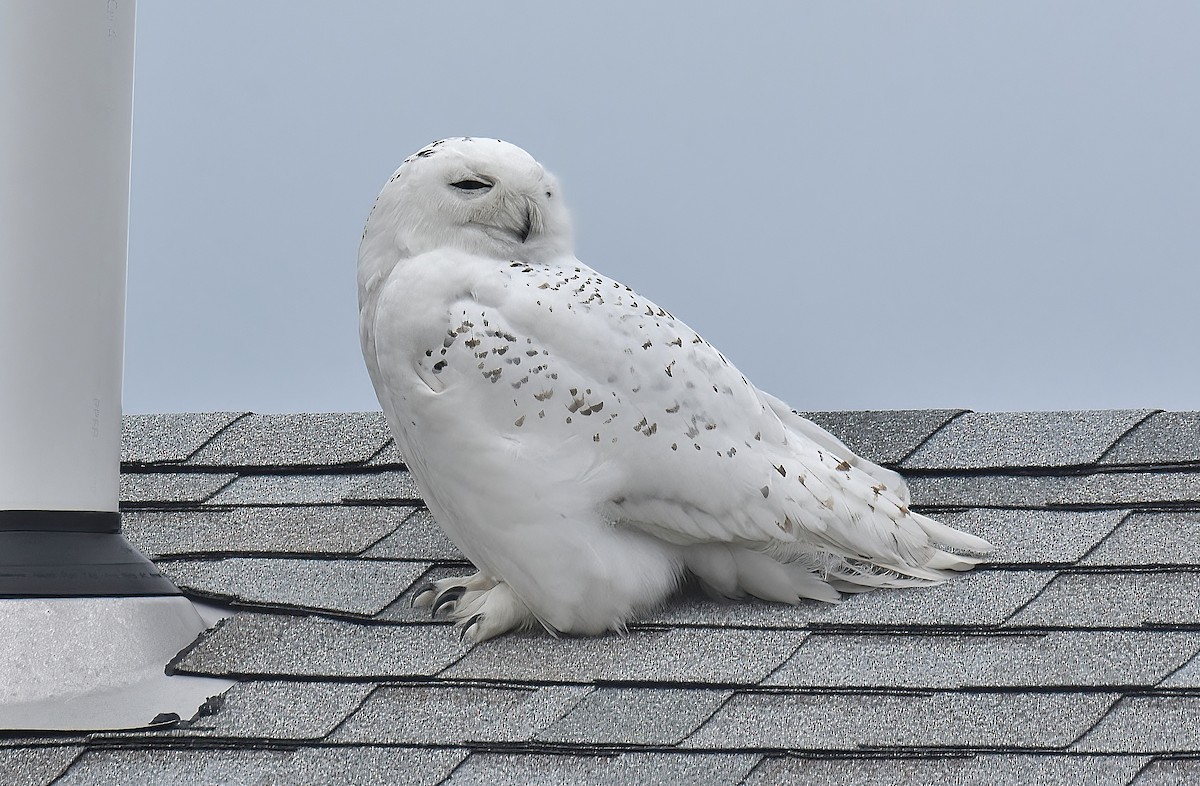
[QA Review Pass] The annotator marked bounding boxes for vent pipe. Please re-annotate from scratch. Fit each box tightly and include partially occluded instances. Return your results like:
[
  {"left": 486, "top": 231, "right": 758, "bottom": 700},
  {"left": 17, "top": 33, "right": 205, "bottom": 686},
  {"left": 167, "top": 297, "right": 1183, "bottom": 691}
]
[
  {"left": 0, "top": 0, "right": 232, "bottom": 730},
  {"left": 0, "top": 0, "right": 128, "bottom": 517}
]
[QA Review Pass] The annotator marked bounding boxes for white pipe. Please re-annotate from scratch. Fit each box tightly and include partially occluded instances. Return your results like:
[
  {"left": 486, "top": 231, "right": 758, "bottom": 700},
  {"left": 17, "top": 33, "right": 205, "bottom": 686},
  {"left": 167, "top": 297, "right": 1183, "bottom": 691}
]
[{"left": 0, "top": 0, "right": 135, "bottom": 513}]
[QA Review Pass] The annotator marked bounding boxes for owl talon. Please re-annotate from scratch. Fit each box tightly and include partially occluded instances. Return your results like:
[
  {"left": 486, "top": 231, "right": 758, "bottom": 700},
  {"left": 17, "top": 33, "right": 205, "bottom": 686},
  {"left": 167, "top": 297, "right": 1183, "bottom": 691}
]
[
  {"left": 459, "top": 614, "right": 483, "bottom": 641},
  {"left": 411, "top": 583, "right": 437, "bottom": 608},
  {"left": 431, "top": 586, "right": 466, "bottom": 617}
]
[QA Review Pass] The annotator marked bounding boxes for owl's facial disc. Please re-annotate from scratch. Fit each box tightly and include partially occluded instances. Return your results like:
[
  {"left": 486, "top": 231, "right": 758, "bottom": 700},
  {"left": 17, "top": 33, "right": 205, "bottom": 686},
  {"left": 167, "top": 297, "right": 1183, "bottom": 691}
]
[{"left": 368, "top": 137, "right": 573, "bottom": 264}]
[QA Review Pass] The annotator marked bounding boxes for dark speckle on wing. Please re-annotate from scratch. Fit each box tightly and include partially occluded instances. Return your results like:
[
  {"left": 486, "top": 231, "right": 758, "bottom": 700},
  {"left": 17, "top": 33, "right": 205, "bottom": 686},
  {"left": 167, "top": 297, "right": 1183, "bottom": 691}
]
[{"left": 423, "top": 263, "right": 779, "bottom": 483}]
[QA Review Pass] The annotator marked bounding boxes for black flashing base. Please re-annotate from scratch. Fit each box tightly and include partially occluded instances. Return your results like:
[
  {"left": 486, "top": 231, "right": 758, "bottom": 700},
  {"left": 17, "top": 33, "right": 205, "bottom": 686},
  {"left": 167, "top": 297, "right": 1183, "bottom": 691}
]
[
  {"left": 0, "top": 529, "right": 180, "bottom": 597},
  {"left": 0, "top": 510, "right": 120, "bottom": 533}
]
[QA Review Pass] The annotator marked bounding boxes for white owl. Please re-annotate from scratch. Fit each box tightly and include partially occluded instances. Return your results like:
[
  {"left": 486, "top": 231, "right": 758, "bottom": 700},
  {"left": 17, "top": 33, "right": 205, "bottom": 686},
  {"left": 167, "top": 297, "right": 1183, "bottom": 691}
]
[{"left": 358, "top": 137, "right": 992, "bottom": 642}]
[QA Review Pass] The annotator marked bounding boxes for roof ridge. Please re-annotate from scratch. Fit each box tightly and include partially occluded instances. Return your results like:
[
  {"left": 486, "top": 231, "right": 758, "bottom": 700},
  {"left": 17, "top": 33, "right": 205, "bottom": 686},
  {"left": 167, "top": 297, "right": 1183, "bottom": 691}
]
[
  {"left": 1094, "top": 409, "right": 1165, "bottom": 465},
  {"left": 184, "top": 411, "right": 255, "bottom": 463},
  {"left": 894, "top": 409, "right": 973, "bottom": 465}
]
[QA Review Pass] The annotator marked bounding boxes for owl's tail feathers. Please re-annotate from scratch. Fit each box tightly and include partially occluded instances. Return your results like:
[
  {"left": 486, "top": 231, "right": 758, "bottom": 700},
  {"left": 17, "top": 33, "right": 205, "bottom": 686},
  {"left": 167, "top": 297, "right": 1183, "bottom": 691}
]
[
  {"left": 685, "top": 543, "right": 951, "bottom": 605},
  {"left": 820, "top": 510, "right": 993, "bottom": 590},
  {"left": 912, "top": 511, "right": 995, "bottom": 556},
  {"left": 682, "top": 511, "right": 993, "bottom": 606}
]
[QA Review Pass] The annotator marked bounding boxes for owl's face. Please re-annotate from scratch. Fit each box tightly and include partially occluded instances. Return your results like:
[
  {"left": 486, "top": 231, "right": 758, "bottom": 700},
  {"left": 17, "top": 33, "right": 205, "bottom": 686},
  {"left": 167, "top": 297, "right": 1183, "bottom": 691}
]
[{"left": 364, "top": 137, "right": 574, "bottom": 265}]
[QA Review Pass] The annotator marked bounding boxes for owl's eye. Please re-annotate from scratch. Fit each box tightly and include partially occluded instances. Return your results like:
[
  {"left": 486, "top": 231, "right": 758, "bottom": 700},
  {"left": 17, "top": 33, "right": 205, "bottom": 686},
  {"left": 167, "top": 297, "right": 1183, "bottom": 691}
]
[{"left": 450, "top": 179, "right": 492, "bottom": 191}]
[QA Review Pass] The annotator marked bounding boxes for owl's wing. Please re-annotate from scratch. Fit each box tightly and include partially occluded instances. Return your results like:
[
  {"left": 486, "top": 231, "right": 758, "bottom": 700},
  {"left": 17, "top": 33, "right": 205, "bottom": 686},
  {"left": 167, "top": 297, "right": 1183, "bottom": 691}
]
[
  {"left": 381, "top": 257, "right": 990, "bottom": 585},
  {"left": 756, "top": 391, "right": 911, "bottom": 506}
]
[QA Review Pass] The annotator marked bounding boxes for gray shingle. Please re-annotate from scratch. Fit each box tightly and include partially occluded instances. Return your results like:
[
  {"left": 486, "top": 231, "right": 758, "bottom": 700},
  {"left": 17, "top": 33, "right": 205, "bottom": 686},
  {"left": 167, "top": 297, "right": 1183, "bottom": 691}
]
[
  {"left": 821, "top": 569, "right": 1055, "bottom": 627},
  {"left": 0, "top": 735, "right": 87, "bottom": 749},
  {"left": 122, "top": 506, "right": 403, "bottom": 558},
  {"left": 442, "top": 752, "right": 611, "bottom": 786},
  {"left": 743, "top": 754, "right": 1148, "bottom": 786},
  {"left": 901, "top": 410, "right": 1152, "bottom": 470},
  {"left": 365, "top": 438, "right": 404, "bottom": 467},
  {"left": 613, "top": 753, "right": 761, "bottom": 786},
  {"left": 342, "top": 470, "right": 424, "bottom": 503},
  {"left": 1080, "top": 512, "right": 1200, "bottom": 567},
  {"left": 53, "top": 748, "right": 293, "bottom": 786},
  {"left": 1159, "top": 650, "right": 1200, "bottom": 687},
  {"left": 161, "top": 558, "right": 426, "bottom": 616},
  {"left": 764, "top": 631, "right": 1200, "bottom": 689},
  {"left": 1073, "top": 696, "right": 1200, "bottom": 753},
  {"left": 180, "top": 680, "right": 374, "bottom": 740},
  {"left": 444, "top": 752, "right": 761, "bottom": 786},
  {"left": 360, "top": 508, "right": 463, "bottom": 561},
  {"left": 906, "top": 473, "right": 1069, "bottom": 509},
  {"left": 797, "top": 409, "right": 965, "bottom": 465},
  {"left": 685, "top": 691, "right": 1117, "bottom": 750},
  {"left": 285, "top": 747, "right": 467, "bottom": 786},
  {"left": 1068, "top": 472, "right": 1200, "bottom": 507},
  {"left": 121, "top": 412, "right": 246, "bottom": 464},
  {"left": 118, "top": 472, "right": 236, "bottom": 505},
  {"left": 186, "top": 412, "right": 391, "bottom": 468},
  {"left": 328, "top": 684, "right": 590, "bottom": 745},
  {"left": 932, "top": 509, "right": 1125, "bottom": 564},
  {"left": 1101, "top": 411, "right": 1200, "bottom": 466},
  {"left": 1007, "top": 571, "right": 1200, "bottom": 628},
  {"left": 442, "top": 627, "right": 806, "bottom": 684},
  {"left": 1132, "top": 758, "right": 1200, "bottom": 785},
  {"left": 203, "top": 473, "right": 379, "bottom": 506},
  {"left": 174, "top": 613, "right": 468, "bottom": 678},
  {"left": 0, "top": 746, "right": 82, "bottom": 786},
  {"left": 534, "top": 688, "right": 730, "bottom": 746},
  {"left": 909, "top": 471, "right": 1200, "bottom": 509},
  {"left": 52, "top": 744, "right": 465, "bottom": 786}
]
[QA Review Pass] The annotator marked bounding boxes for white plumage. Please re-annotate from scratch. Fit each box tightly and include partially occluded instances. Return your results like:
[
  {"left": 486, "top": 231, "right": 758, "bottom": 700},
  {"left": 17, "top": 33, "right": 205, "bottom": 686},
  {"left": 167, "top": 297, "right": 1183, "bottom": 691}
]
[{"left": 358, "top": 137, "right": 992, "bottom": 641}]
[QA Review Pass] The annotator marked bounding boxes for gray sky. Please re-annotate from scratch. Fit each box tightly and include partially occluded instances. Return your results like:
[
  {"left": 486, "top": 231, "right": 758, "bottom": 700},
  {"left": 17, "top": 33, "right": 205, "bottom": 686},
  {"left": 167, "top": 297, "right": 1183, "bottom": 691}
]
[{"left": 125, "top": 1, "right": 1200, "bottom": 415}]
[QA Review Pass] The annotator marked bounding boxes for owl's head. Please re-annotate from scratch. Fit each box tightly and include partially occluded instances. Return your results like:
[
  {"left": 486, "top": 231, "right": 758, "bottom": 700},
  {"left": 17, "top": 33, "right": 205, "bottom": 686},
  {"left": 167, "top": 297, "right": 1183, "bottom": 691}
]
[{"left": 361, "top": 137, "right": 574, "bottom": 269}]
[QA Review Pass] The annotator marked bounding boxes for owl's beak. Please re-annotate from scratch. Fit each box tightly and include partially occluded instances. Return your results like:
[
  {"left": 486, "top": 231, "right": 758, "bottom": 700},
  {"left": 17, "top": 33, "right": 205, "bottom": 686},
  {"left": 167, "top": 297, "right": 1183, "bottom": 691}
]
[
  {"left": 477, "top": 194, "right": 543, "bottom": 245},
  {"left": 519, "top": 196, "right": 543, "bottom": 244}
]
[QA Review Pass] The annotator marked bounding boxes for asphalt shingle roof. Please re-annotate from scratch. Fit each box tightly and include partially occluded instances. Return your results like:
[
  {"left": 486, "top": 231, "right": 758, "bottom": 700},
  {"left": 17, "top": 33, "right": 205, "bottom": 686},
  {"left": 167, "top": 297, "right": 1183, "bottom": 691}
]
[{"left": 5, "top": 408, "right": 1200, "bottom": 785}]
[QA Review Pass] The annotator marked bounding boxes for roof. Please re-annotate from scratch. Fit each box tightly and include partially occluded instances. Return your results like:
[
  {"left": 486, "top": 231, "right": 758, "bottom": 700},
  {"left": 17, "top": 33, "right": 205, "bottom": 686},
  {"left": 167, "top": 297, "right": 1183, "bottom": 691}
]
[{"left": 6, "top": 408, "right": 1200, "bottom": 785}]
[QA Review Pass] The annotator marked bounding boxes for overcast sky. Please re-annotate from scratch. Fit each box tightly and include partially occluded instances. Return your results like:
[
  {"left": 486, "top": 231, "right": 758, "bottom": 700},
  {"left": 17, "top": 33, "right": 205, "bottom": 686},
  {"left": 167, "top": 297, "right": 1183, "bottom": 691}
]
[{"left": 125, "top": 1, "right": 1200, "bottom": 415}]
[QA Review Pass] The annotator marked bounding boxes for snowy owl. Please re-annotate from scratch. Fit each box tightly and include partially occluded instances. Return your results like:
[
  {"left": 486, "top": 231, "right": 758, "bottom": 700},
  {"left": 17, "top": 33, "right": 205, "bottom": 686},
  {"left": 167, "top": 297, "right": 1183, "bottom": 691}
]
[{"left": 358, "top": 137, "right": 992, "bottom": 642}]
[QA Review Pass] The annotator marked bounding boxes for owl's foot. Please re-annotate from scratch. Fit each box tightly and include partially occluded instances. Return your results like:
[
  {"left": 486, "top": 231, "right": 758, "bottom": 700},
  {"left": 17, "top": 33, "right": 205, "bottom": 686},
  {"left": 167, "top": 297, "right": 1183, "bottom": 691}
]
[
  {"left": 414, "top": 573, "right": 536, "bottom": 642},
  {"left": 412, "top": 571, "right": 497, "bottom": 613}
]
